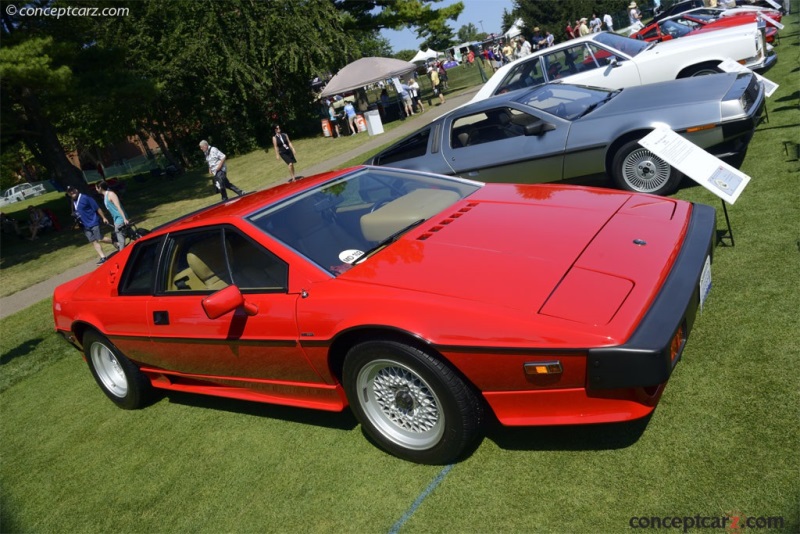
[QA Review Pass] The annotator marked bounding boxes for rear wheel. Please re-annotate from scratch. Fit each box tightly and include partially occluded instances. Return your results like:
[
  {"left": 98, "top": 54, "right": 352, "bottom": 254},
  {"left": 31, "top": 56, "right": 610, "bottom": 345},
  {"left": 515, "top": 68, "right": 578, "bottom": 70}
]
[
  {"left": 83, "top": 330, "right": 152, "bottom": 409},
  {"left": 343, "top": 340, "right": 483, "bottom": 464},
  {"left": 611, "top": 140, "right": 682, "bottom": 196}
]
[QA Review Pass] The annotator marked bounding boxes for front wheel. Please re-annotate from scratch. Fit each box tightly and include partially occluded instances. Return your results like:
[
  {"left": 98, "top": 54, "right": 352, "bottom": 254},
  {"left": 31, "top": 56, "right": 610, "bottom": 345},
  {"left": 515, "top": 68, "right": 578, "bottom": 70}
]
[
  {"left": 343, "top": 340, "right": 483, "bottom": 464},
  {"left": 83, "top": 330, "right": 152, "bottom": 409},
  {"left": 680, "top": 65, "right": 723, "bottom": 77},
  {"left": 611, "top": 140, "right": 682, "bottom": 196}
]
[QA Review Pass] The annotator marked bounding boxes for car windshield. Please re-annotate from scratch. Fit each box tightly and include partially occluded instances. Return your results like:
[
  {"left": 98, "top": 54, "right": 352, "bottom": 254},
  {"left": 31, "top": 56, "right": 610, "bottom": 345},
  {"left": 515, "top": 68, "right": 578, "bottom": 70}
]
[
  {"left": 247, "top": 168, "right": 480, "bottom": 275},
  {"left": 519, "top": 84, "right": 618, "bottom": 120},
  {"left": 661, "top": 19, "right": 697, "bottom": 37},
  {"left": 593, "top": 32, "right": 650, "bottom": 57}
]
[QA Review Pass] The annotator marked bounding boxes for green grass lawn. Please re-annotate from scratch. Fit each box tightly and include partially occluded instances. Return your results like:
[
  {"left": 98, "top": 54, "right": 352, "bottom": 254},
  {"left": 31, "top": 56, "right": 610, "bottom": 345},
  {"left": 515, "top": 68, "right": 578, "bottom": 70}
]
[{"left": 1, "top": 17, "right": 799, "bottom": 533}]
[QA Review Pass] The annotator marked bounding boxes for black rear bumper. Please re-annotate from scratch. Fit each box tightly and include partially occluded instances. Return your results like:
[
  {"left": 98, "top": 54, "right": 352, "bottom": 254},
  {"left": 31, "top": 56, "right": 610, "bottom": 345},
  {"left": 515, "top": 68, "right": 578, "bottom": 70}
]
[{"left": 587, "top": 203, "right": 716, "bottom": 390}]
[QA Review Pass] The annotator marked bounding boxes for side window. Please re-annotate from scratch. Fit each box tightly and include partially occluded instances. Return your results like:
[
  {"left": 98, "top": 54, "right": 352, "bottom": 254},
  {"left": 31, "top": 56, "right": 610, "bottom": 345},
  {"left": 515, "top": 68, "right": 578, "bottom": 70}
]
[
  {"left": 495, "top": 58, "right": 545, "bottom": 96},
  {"left": 641, "top": 26, "right": 661, "bottom": 40},
  {"left": 543, "top": 45, "right": 587, "bottom": 80},
  {"left": 373, "top": 129, "right": 430, "bottom": 165},
  {"left": 164, "top": 229, "right": 231, "bottom": 293},
  {"left": 586, "top": 44, "right": 625, "bottom": 67},
  {"left": 119, "top": 238, "right": 163, "bottom": 295},
  {"left": 163, "top": 228, "right": 287, "bottom": 293},
  {"left": 451, "top": 107, "right": 529, "bottom": 148},
  {"left": 224, "top": 232, "right": 288, "bottom": 291}
]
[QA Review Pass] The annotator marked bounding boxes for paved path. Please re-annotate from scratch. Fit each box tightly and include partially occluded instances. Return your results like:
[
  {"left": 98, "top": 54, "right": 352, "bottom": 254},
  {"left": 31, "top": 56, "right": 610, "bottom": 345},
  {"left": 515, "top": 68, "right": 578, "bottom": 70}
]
[{"left": 0, "top": 87, "right": 479, "bottom": 321}]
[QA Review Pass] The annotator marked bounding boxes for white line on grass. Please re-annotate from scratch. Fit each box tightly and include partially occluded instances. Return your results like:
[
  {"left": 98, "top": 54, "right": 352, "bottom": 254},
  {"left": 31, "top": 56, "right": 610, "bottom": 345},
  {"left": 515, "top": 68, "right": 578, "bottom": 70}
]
[{"left": 388, "top": 464, "right": 454, "bottom": 534}]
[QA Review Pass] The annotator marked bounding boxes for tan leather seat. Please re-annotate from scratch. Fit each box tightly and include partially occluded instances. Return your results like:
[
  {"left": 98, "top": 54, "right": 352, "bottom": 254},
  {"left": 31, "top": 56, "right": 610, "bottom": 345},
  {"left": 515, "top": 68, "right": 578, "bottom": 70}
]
[{"left": 186, "top": 239, "right": 230, "bottom": 291}]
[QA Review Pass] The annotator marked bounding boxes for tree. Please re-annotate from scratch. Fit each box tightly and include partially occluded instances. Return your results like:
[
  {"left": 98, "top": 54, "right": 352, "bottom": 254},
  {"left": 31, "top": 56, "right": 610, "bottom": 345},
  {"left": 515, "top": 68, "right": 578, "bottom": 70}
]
[
  {"left": 514, "top": 0, "right": 623, "bottom": 40},
  {"left": 457, "top": 22, "right": 479, "bottom": 43}
]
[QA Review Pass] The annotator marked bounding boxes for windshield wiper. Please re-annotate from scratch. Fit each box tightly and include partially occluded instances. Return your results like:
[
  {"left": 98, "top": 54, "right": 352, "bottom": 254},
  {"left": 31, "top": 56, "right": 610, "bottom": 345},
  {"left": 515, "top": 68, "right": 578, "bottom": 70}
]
[{"left": 353, "top": 219, "right": 426, "bottom": 264}]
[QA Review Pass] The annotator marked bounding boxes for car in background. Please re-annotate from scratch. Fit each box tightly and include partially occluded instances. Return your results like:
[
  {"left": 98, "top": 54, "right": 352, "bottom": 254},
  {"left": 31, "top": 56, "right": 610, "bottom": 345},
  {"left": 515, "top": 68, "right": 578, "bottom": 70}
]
[
  {"left": 368, "top": 72, "right": 764, "bottom": 196},
  {"left": 469, "top": 28, "right": 772, "bottom": 104},
  {"left": 652, "top": 0, "right": 784, "bottom": 21},
  {"left": 631, "top": 12, "right": 779, "bottom": 44},
  {"left": 53, "top": 166, "right": 715, "bottom": 464},
  {"left": 0, "top": 183, "right": 47, "bottom": 207}
]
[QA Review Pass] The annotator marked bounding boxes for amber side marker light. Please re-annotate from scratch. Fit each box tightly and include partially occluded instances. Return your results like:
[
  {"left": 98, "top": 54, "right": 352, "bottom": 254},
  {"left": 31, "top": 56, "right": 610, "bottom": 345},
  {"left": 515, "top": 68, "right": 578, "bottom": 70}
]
[
  {"left": 686, "top": 124, "right": 716, "bottom": 133},
  {"left": 524, "top": 361, "right": 563, "bottom": 376},
  {"left": 670, "top": 324, "right": 686, "bottom": 362}
]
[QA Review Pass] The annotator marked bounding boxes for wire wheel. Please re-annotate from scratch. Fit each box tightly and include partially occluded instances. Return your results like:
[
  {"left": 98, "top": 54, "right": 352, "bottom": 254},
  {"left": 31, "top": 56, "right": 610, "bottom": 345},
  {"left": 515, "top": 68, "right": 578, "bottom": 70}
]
[
  {"left": 90, "top": 342, "right": 129, "bottom": 398},
  {"left": 356, "top": 358, "right": 445, "bottom": 451},
  {"left": 619, "top": 146, "right": 673, "bottom": 194}
]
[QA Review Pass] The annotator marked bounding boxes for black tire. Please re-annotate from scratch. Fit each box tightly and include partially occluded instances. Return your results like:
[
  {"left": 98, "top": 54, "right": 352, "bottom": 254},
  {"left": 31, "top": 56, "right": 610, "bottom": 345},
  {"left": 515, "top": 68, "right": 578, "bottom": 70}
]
[
  {"left": 343, "top": 340, "right": 483, "bottom": 464},
  {"left": 611, "top": 139, "right": 683, "bottom": 196},
  {"left": 83, "top": 330, "right": 152, "bottom": 409},
  {"left": 680, "top": 65, "right": 723, "bottom": 78}
]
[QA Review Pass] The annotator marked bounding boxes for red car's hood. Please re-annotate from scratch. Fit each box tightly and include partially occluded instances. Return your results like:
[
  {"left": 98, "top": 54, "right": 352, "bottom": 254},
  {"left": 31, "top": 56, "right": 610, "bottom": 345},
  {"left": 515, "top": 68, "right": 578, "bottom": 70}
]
[{"left": 341, "top": 184, "right": 690, "bottom": 328}]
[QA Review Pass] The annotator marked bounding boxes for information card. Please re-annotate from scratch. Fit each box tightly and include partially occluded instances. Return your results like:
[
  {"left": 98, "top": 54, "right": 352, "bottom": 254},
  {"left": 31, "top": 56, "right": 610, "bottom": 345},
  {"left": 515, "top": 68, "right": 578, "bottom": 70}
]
[{"left": 638, "top": 126, "right": 751, "bottom": 204}]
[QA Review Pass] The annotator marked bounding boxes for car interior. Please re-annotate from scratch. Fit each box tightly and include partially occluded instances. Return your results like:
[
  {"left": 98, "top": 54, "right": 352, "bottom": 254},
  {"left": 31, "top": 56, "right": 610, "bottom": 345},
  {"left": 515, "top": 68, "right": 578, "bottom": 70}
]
[{"left": 451, "top": 108, "right": 532, "bottom": 148}]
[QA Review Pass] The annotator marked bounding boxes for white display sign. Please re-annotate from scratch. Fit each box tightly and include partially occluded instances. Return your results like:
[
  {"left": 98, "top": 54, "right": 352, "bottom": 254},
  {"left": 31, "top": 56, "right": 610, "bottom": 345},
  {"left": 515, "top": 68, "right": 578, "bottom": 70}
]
[
  {"left": 758, "top": 12, "right": 784, "bottom": 30},
  {"left": 761, "top": 0, "right": 782, "bottom": 10},
  {"left": 638, "top": 126, "right": 751, "bottom": 204},
  {"left": 392, "top": 77, "right": 403, "bottom": 94},
  {"left": 717, "top": 58, "right": 778, "bottom": 98}
]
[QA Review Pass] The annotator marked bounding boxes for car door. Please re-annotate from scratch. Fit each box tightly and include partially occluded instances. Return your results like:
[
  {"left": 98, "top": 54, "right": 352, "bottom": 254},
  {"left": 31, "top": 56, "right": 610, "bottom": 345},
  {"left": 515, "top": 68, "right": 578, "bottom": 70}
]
[
  {"left": 542, "top": 42, "right": 642, "bottom": 89},
  {"left": 139, "top": 226, "right": 326, "bottom": 384},
  {"left": 440, "top": 104, "right": 569, "bottom": 184}
]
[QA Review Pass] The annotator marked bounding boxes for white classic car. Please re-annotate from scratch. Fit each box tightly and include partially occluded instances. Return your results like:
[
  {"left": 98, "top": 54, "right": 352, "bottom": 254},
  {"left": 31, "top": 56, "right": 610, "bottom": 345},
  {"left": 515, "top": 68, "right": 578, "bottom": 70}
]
[
  {"left": 0, "top": 183, "right": 47, "bottom": 207},
  {"left": 470, "top": 27, "right": 774, "bottom": 104}
]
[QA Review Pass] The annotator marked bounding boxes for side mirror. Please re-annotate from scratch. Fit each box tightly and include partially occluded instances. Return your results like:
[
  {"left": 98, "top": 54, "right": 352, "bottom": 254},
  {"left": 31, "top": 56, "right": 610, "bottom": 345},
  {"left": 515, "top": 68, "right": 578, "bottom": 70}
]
[
  {"left": 525, "top": 120, "right": 556, "bottom": 136},
  {"left": 202, "top": 285, "right": 258, "bottom": 319}
]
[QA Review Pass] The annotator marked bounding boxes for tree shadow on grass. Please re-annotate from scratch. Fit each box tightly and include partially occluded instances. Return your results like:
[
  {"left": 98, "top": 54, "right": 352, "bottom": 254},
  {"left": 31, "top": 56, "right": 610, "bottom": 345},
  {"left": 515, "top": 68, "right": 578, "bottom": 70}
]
[
  {"left": 160, "top": 390, "right": 358, "bottom": 431},
  {"left": 0, "top": 338, "right": 44, "bottom": 365},
  {"left": 484, "top": 413, "right": 653, "bottom": 452}
]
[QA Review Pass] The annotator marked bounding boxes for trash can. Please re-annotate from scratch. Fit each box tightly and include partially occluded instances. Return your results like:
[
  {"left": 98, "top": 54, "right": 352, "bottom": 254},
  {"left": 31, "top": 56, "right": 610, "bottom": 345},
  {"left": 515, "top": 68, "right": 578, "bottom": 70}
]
[
  {"left": 321, "top": 119, "right": 332, "bottom": 137},
  {"left": 364, "top": 110, "right": 384, "bottom": 136}
]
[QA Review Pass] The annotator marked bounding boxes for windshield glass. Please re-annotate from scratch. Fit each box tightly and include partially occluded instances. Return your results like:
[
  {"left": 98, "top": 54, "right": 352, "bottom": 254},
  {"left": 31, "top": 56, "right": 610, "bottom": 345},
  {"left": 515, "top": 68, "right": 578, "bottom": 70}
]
[
  {"left": 247, "top": 168, "right": 480, "bottom": 275},
  {"left": 662, "top": 19, "right": 698, "bottom": 37},
  {"left": 520, "top": 84, "right": 616, "bottom": 120},
  {"left": 594, "top": 32, "right": 650, "bottom": 57}
]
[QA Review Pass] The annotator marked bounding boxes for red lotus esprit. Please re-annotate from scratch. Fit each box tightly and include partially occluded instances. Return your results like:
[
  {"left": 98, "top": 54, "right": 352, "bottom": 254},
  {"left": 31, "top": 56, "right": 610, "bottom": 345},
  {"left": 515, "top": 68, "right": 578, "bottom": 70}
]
[{"left": 53, "top": 166, "right": 715, "bottom": 464}]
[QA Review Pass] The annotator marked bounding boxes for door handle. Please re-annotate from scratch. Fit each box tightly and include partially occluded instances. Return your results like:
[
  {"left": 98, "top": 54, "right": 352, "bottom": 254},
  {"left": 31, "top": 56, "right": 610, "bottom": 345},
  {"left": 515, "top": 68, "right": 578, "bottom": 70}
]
[{"left": 153, "top": 311, "right": 170, "bottom": 325}]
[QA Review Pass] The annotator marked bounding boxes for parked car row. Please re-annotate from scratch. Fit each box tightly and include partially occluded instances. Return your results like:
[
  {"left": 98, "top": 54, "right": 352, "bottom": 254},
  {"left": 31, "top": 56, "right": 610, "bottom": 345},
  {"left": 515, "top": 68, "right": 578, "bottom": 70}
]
[{"left": 52, "top": 12, "right": 778, "bottom": 464}]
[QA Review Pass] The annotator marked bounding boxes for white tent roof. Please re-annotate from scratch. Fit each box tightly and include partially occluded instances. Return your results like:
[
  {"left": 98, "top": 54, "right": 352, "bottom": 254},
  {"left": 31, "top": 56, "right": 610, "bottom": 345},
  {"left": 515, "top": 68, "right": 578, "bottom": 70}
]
[
  {"left": 410, "top": 48, "right": 441, "bottom": 63},
  {"left": 505, "top": 18, "right": 524, "bottom": 39},
  {"left": 319, "top": 57, "right": 417, "bottom": 98}
]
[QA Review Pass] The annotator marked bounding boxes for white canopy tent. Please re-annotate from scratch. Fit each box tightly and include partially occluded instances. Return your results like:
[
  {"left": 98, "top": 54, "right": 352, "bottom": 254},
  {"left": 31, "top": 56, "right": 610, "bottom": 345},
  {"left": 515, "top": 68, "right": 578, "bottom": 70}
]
[
  {"left": 410, "top": 48, "right": 441, "bottom": 63},
  {"left": 319, "top": 57, "right": 417, "bottom": 98},
  {"left": 504, "top": 18, "right": 524, "bottom": 39}
]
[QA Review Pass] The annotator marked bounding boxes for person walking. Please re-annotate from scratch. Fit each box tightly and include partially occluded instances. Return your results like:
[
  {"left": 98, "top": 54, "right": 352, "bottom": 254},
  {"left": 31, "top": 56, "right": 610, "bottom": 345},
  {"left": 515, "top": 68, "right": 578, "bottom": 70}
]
[
  {"left": 343, "top": 100, "right": 358, "bottom": 135},
  {"left": 428, "top": 65, "right": 445, "bottom": 105},
  {"left": 199, "top": 140, "right": 244, "bottom": 201},
  {"left": 578, "top": 18, "right": 590, "bottom": 37},
  {"left": 590, "top": 14, "right": 602, "bottom": 33},
  {"left": 408, "top": 78, "right": 424, "bottom": 113},
  {"left": 272, "top": 125, "right": 299, "bottom": 182},
  {"left": 95, "top": 180, "right": 130, "bottom": 250},
  {"left": 603, "top": 13, "right": 614, "bottom": 33},
  {"left": 66, "top": 185, "right": 112, "bottom": 265},
  {"left": 517, "top": 36, "right": 532, "bottom": 57}
]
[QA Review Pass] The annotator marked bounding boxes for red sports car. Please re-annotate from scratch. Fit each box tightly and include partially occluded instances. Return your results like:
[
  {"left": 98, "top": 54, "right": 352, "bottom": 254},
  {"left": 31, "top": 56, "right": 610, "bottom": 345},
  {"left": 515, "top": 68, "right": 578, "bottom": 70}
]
[
  {"left": 632, "top": 12, "right": 778, "bottom": 44},
  {"left": 53, "top": 167, "right": 715, "bottom": 464}
]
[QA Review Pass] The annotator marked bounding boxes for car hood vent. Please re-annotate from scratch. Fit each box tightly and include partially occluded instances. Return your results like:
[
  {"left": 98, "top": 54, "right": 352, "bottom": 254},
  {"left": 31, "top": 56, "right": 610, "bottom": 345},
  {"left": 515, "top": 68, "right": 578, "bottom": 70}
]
[{"left": 417, "top": 202, "right": 479, "bottom": 240}]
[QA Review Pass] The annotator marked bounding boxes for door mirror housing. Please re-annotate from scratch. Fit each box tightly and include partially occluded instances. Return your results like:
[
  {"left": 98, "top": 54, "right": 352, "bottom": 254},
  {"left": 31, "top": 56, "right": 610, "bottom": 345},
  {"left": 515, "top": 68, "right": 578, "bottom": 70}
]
[
  {"left": 202, "top": 285, "right": 259, "bottom": 319},
  {"left": 525, "top": 120, "right": 556, "bottom": 136}
]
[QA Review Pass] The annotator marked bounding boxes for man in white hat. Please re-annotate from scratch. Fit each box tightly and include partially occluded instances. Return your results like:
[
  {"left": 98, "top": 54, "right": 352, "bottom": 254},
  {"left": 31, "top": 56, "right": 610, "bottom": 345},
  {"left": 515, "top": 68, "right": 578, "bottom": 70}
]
[{"left": 578, "top": 17, "right": 590, "bottom": 36}]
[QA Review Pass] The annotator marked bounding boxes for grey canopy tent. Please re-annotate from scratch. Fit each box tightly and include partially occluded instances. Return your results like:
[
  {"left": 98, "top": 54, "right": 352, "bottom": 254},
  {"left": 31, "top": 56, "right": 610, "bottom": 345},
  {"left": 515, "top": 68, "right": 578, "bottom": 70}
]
[{"left": 319, "top": 57, "right": 417, "bottom": 98}]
